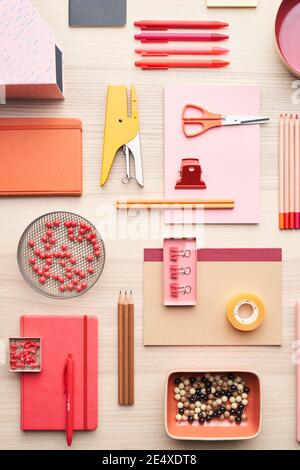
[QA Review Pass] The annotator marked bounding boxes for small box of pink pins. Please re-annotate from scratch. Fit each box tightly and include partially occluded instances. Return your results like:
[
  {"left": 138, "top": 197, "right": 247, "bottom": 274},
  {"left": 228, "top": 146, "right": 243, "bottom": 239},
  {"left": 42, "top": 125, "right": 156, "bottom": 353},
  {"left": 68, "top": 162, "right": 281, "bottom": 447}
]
[{"left": 8, "top": 338, "right": 42, "bottom": 373}]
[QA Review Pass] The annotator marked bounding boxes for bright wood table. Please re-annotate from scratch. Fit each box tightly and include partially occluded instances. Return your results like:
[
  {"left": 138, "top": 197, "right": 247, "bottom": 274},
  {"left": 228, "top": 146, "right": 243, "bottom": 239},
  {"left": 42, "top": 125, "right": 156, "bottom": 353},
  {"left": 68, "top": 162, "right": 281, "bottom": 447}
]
[{"left": 0, "top": 0, "right": 299, "bottom": 450}]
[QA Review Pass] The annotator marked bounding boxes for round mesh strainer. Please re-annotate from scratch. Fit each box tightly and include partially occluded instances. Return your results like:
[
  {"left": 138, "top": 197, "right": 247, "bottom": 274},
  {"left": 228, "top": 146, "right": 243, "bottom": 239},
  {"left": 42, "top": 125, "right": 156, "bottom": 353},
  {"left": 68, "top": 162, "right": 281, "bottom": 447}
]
[{"left": 18, "top": 211, "right": 105, "bottom": 299}]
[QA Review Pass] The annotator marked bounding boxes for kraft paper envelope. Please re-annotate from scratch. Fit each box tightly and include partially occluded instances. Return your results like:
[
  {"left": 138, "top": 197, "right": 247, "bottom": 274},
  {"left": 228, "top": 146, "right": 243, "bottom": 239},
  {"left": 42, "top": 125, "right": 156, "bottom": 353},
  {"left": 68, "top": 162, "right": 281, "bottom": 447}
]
[{"left": 144, "top": 248, "right": 282, "bottom": 346}]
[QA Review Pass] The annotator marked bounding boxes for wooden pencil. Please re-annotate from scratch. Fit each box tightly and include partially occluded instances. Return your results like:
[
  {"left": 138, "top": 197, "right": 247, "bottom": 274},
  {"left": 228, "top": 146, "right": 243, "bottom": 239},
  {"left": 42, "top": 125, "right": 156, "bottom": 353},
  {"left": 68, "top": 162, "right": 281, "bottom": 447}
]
[
  {"left": 123, "top": 293, "right": 130, "bottom": 406},
  {"left": 295, "top": 115, "right": 300, "bottom": 229},
  {"left": 279, "top": 114, "right": 285, "bottom": 229},
  {"left": 290, "top": 114, "right": 295, "bottom": 229},
  {"left": 116, "top": 202, "right": 234, "bottom": 210},
  {"left": 128, "top": 291, "right": 135, "bottom": 406},
  {"left": 284, "top": 114, "right": 290, "bottom": 229},
  {"left": 118, "top": 291, "right": 125, "bottom": 405}
]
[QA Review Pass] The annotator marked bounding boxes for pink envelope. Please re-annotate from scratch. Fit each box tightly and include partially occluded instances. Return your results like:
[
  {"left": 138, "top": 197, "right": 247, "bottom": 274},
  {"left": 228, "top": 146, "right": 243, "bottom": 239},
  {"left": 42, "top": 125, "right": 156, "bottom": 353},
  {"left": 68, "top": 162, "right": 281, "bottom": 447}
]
[{"left": 164, "top": 85, "right": 261, "bottom": 224}]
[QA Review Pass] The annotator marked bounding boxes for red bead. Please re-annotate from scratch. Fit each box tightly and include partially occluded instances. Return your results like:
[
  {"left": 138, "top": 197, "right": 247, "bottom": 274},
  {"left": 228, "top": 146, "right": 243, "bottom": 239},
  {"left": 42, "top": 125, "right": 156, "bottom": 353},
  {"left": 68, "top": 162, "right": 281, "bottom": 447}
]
[
  {"left": 68, "top": 234, "right": 75, "bottom": 241},
  {"left": 80, "top": 223, "right": 87, "bottom": 230},
  {"left": 39, "top": 276, "right": 46, "bottom": 284},
  {"left": 44, "top": 272, "right": 50, "bottom": 279},
  {"left": 93, "top": 244, "right": 100, "bottom": 251},
  {"left": 61, "top": 244, "right": 68, "bottom": 251},
  {"left": 47, "top": 230, "right": 53, "bottom": 237},
  {"left": 91, "top": 232, "right": 97, "bottom": 239},
  {"left": 59, "top": 285, "right": 66, "bottom": 293},
  {"left": 45, "top": 252, "right": 52, "bottom": 259},
  {"left": 34, "top": 249, "right": 40, "bottom": 256},
  {"left": 45, "top": 243, "right": 51, "bottom": 251},
  {"left": 94, "top": 250, "right": 100, "bottom": 258},
  {"left": 33, "top": 265, "right": 39, "bottom": 272},
  {"left": 68, "top": 228, "right": 74, "bottom": 234},
  {"left": 53, "top": 220, "right": 61, "bottom": 227},
  {"left": 65, "top": 252, "right": 72, "bottom": 258},
  {"left": 40, "top": 253, "right": 46, "bottom": 260},
  {"left": 52, "top": 273, "right": 59, "bottom": 280},
  {"left": 81, "top": 282, "right": 87, "bottom": 290},
  {"left": 70, "top": 257, "right": 77, "bottom": 265},
  {"left": 71, "top": 221, "right": 78, "bottom": 227},
  {"left": 60, "top": 252, "right": 66, "bottom": 259},
  {"left": 28, "top": 240, "right": 35, "bottom": 248},
  {"left": 79, "top": 228, "right": 86, "bottom": 235},
  {"left": 66, "top": 266, "right": 72, "bottom": 273},
  {"left": 64, "top": 221, "right": 72, "bottom": 228},
  {"left": 91, "top": 239, "right": 97, "bottom": 246},
  {"left": 60, "top": 260, "right": 66, "bottom": 268},
  {"left": 79, "top": 271, "right": 86, "bottom": 278},
  {"left": 46, "top": 221, "right": 53, "bottom": 228},
  {"left": 29, "top": 257, "right": 36, "bottom": 265},
  {"left": 88, "top": 267, "right": 95, "bottom": 274},
  {"left": 46, "top": 258, "right": 52, "bottom": 265},
  {"left": 86, "top": 255, "right": 94, "bottom": 263},
  {"left": 43, "top": 265, "right": 50, "bottom": 272},
  {"left": 50, "top": 238, "right": 56, "bottom": 244},
  {"left": 67, "top": 284, "right": 74, "bottom": 291},
  {"left": 58, "top": 276, "right": 65, "bottom": 284},
  {"left": 77, "top": 235, "right": 83, "bottom": 243},
  {"left": 41, "top": 235, "right": 48, "bottom": 243},
  {"left": 53, "top": 252, "right": 60, "bottom": 258},
  {"left": 37, "top": 269, "right": 44, "bottom": 276},
  {"left": 73, "top": 278, "right": 79, "bottom": 285},
  {"left": 66, "top": 273, "right": 73, "bottom": 280},
  {"left": 86, "top": 225, "right": 92, "bottom": 232},
  {"left": 86, "top": 234, "right": 92, "bottom": 241},
  {"left": 74, "top": 268, "right": 80, "bottom": 275},
  {"left": 76, "top": 286, "right": 82, "bottom": 293}
]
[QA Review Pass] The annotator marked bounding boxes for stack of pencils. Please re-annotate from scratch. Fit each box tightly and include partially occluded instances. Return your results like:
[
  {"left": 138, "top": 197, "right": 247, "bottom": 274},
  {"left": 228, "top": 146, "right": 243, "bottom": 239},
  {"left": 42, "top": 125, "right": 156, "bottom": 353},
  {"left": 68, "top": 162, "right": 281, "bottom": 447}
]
[
  {"left": 279, "top": 114, "right": 300, "bottom": 229},
  {"left": 118, "top": 291, "right": 134, "bottom": 406}
]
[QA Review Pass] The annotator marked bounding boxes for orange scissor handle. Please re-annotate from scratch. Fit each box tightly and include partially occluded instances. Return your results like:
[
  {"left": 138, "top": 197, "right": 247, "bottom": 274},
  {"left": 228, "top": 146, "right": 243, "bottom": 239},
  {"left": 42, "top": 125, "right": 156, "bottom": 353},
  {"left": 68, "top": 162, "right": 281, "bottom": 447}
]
[{"left": 182, "top": 104, "right": 222, "bottom": 138}]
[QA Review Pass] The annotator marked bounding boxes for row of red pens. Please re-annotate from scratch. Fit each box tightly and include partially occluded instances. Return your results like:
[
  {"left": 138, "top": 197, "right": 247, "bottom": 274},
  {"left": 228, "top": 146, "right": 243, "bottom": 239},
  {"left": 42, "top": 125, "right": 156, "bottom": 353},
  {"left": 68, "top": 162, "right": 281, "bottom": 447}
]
[
  {"left": 27, "top": 218, "right": 101, "bottom": 293},
  {"left": 10, "top": 339, "right": 41, "bottom": 371}
]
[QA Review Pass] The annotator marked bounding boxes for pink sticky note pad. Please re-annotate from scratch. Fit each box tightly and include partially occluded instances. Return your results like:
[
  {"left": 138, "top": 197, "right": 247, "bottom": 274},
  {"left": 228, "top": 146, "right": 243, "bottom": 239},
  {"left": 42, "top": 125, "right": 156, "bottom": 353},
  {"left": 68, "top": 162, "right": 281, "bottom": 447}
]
[{"left": 164, "top": 85, "right": 261, "bottom": 224}]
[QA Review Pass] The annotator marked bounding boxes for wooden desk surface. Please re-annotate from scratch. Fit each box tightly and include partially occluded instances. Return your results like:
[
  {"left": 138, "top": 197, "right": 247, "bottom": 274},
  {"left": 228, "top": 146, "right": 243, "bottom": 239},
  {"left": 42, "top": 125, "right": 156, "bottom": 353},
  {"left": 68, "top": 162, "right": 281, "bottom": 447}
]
[{"left": 0, "top": 0, "right": 299, "bottom": 450}]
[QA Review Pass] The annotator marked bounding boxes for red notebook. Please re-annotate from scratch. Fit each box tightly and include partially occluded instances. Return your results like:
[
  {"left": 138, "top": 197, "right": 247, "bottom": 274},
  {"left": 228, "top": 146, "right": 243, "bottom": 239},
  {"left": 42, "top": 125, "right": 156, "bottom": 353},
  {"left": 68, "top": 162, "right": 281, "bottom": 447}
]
[{"left": 20, "top": 315, "right": 98, "bottom": 431}]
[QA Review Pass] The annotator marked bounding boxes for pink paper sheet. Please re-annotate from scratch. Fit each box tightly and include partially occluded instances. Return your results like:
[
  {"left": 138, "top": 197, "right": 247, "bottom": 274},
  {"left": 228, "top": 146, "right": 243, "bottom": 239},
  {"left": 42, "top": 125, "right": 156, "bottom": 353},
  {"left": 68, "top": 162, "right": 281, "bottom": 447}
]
[{"left": 164, "top": 85, "right": 261, "bottom": 224}]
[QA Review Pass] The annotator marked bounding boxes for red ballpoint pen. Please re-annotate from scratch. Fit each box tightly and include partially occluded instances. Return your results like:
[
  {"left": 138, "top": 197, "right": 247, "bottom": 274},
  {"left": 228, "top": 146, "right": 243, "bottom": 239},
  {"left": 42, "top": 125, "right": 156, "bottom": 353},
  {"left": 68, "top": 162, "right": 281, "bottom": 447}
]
[
  {"left": 135, "top": 47, "right": 229, "bottom": 57},
  {"left": 134, "top": 20, "right": 229, "bottom": 30},
  {"left": 134, "top": 33, "right": 229, "bottom": 43},
  {"left": 64, "top": 353, "right": 74, "bottom": 447},
  {"left": 135, "top": 59, "right": 230, "bottom": 69}
]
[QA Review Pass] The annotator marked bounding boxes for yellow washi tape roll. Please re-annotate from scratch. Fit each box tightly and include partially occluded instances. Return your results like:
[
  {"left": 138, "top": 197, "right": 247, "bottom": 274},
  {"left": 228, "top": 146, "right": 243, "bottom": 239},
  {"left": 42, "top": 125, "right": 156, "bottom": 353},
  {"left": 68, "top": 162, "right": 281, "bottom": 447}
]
[{"left": 226, "top": 293, "right": 266, "bottom": 332}]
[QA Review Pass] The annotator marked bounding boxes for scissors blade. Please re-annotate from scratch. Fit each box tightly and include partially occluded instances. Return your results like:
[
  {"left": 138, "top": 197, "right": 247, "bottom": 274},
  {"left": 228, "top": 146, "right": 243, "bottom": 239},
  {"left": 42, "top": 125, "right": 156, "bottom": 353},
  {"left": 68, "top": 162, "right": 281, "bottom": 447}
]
[{"left": 222, "top": 115, "right": 269, "bottom": 126}]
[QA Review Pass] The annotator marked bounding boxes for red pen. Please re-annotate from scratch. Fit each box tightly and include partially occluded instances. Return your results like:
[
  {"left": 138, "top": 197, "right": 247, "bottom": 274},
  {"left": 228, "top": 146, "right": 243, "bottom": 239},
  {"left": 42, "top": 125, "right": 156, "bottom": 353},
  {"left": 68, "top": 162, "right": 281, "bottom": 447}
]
[
  {"left": 135, "top": 59, "right": 230, "bottom": 69},
  {"left": 64, "top": 353, "right": 74, "bottom": 447},
  {"left": 134, "top": 20, "right": 229, "bottom": 30},
  {"left": 135, "top": 47, "right": 229, "bottom": 57},
  {"left": 134, "top": 32, "right": 229, "bottom": 43}
]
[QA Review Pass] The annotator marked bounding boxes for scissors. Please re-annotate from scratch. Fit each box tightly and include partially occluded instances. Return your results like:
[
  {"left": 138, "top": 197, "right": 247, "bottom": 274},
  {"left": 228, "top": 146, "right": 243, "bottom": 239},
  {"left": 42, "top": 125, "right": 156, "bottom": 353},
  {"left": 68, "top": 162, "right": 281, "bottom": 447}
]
[{"left": 182, "top": 104, "right": 269, "bottom": 138}]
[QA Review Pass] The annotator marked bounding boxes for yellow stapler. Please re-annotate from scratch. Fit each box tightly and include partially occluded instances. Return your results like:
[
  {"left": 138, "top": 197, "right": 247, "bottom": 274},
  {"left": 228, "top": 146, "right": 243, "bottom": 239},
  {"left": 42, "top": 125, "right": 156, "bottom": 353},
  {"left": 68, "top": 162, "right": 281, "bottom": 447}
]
[{"left": 101, "top": 85, "right": 144, "bottom": 187}]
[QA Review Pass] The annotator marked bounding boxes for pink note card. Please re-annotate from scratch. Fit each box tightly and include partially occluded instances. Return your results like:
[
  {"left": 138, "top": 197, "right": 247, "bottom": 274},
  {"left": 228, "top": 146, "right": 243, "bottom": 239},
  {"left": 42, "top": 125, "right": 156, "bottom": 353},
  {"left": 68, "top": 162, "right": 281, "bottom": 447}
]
[{"left": 164, "top": 85, "right": 261, "bottom": 224}]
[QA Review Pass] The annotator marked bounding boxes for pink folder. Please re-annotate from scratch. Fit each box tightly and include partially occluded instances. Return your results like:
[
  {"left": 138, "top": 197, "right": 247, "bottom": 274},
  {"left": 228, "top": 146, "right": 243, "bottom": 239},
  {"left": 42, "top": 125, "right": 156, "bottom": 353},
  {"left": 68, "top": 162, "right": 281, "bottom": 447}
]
[
  {"left": 20, "top": 315, "right": 98, "bottom": 431},
  {"left": 164, "top": 85, "right": 261, "bottom": 224},
  {"left": 297, "top": 303, "right": 300, "bottom": 442}
]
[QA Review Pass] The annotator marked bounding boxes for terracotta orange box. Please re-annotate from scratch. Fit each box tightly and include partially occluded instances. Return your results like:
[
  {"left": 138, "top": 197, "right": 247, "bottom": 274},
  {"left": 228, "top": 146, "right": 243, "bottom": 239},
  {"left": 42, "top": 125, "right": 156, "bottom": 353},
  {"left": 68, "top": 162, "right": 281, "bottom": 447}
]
[{"left": 165, "top": 370, "right": 262, "bottom": 441}]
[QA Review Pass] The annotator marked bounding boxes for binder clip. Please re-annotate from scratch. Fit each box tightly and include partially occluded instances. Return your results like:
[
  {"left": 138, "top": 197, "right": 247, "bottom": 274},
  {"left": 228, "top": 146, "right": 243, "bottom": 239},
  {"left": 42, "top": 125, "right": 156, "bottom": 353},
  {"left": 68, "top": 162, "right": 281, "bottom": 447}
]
[
  {"left": 175, "top": 158, "right": 206, "bottom": 190},
  {"left": 170, "top": 265, "right": 191, "bottom": 280},
  {"left": 170, "top": 283, "right": 192, "bottom": 298}
]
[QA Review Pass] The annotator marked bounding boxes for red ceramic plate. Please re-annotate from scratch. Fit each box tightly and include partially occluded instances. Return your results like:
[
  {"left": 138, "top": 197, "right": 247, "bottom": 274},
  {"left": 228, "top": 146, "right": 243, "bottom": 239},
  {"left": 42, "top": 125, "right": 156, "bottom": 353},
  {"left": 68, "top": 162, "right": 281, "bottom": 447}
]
[
  {"left": 275, "top": 0, "right": 300, "bottom": 77},
  {"left": 165, "top": 370, "right": 262, "bottom": 441}
]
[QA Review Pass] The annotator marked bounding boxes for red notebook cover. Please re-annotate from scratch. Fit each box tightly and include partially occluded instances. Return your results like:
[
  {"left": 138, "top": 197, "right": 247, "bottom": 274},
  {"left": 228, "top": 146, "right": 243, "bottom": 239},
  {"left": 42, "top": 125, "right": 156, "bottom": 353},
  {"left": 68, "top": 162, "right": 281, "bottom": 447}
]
[{"left": 20, "top": 315, "right": 98, "bottom": 431}]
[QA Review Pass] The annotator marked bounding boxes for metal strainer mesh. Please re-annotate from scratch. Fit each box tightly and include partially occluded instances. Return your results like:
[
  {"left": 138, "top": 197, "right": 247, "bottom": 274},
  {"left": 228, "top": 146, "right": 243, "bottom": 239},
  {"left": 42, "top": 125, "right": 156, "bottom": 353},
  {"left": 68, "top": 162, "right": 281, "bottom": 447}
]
[{"left": 18, "top": 211, "right": 105, "bottom": 299}]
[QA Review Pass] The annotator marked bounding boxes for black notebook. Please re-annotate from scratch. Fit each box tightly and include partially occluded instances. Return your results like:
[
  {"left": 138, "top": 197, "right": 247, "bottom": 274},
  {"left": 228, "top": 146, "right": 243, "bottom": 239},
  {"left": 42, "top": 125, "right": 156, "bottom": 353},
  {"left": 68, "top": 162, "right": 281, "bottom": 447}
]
[{"left": 69, "top": 0, "right": 127, "bottom": 27}]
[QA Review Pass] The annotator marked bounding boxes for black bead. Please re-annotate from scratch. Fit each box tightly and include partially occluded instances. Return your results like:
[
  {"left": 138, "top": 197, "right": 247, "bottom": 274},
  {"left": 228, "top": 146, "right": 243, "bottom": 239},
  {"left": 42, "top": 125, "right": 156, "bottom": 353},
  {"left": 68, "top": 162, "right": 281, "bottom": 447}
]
[
  {"left": 238, "top": 404, "right": 244, "bottom": 411},
  {"left": 188, "top": 416, "right": 194, "bottom": 423},
  {"left": 190, "top": 377, "right": 196, "bottom": 384},
  {"left": 196, "top": 388, "right": 201, "bottom": 394},
  {"left": 228, "top": 374, "right": 235, "bottom": 380},
  {"left": 175, "top": 378, "right": 181, "bottom": 385},
  {"left": 199, "top": 417, "right": 205, "bottom": 425},
  {"left": 230, "top": 385, "right": 237, "bottom": 392},
  {"left": 190, "top": 397, "right": 195, "bottom": 403},
  {"left": 216, "top": 410, "right": 222, "bottom": 417},
  {"left": 206, "top": 415, "right": 212, "bottom": 422},
  {"left": 179, "top": 409, "right": 184, "bottom": 415},
  {"left": 244, "top": 387, "right": 249, "bottom": 393},
  {"left": 214, "top": 392, "right": 220, "bottom": 398},
  {"left": 236, "top": 409, "right": 242, "bottom": 416},
  {"left": 230, "top": 410, "right": 235, "bottom": 415},
  {"left": 235, "top": 417, "right": 242, "bottom": 424},
  {"left": 198, "top": 412, "right": 203, "bottom": 419},
  {"left": 219, "top": 406, "right": 225, "bottom": 413}
]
